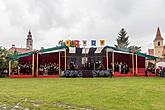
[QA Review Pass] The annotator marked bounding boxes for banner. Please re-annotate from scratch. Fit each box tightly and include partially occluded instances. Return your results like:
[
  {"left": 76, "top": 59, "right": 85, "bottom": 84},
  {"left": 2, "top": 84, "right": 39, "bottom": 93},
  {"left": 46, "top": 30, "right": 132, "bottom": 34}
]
[
  {"left": 91, "top": 40, "right": 96, "bottom": 46},
  {"left": 74, "top": 40, "right": 79, "bottom": 47},
  {"left": 82, "top": 40, "right": 87, "bottom": 46},
  {"left": 100, "top": 40, "right": 105, "bottom": 46},
  {"left": 65, "top": 40, "right": 71, "bottom": 47}
]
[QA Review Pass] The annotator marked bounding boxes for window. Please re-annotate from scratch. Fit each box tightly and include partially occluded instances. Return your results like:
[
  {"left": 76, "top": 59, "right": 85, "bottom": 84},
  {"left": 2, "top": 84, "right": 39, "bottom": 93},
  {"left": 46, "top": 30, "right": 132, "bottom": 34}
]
[{"left": 158, "top": 42, "right": 160, "bottom": 46}]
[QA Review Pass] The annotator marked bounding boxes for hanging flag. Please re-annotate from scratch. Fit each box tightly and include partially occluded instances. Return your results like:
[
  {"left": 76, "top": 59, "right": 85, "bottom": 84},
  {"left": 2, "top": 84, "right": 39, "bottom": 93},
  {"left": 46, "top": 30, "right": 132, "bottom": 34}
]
[
  {"left": 91, "top": 40, "right": 96, "bottom": 46},
  {"left": 82, "top": 40, "right": 87, "bottom": 46},
  {"left": 65, "top": 40, "right": 71, "bottom": 47},
  {"left": 74, "top": 40, "right": 79, "bottom": 47},
  {"left": 100, "top": 40, "right": 105, "bottom": 46}
]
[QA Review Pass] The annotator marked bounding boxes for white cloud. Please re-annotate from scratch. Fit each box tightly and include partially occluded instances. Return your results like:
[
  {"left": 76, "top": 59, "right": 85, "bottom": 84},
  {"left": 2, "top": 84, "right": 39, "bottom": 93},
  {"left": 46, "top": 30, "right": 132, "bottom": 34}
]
[{"left": 0, "top": 0, "right": 165, "bottom": 52}]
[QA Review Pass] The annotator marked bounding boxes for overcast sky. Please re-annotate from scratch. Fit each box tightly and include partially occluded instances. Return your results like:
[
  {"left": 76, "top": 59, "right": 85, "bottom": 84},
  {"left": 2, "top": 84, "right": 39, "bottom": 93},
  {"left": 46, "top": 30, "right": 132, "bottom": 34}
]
[{"left": 0, "top": 0, "right": 165, "bottom": 52}]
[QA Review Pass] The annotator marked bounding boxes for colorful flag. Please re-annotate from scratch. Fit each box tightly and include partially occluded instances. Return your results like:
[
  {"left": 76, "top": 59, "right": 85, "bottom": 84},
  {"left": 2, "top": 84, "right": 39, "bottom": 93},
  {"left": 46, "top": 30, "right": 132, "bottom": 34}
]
[
  {"left": 91, "top": 40, "right": 96, "bottom": 46},
  {"left": 100, "top": 40, "right": 105, "bottom": 46},
  {"left": 74, "top": 40, "right": 79, "bottom": 47},
  {"left": 82, "top": 40, "right": 87, "bottom": 46},
  {"left": 65, "top": 40, "right": 71, "bottom": 47}
]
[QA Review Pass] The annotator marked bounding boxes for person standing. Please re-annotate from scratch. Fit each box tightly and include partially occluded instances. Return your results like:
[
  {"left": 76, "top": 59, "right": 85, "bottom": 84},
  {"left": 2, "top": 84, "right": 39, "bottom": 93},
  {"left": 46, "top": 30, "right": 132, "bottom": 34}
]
[{"left": 119, "top": 62, "right": 122, "bottom": 73}]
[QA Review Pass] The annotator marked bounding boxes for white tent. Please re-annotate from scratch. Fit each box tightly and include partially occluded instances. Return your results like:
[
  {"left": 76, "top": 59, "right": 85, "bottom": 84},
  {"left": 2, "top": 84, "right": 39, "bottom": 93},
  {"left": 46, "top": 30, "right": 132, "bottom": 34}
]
[{"left": 156, "top": 62, "right": 165, "bottom": 68}]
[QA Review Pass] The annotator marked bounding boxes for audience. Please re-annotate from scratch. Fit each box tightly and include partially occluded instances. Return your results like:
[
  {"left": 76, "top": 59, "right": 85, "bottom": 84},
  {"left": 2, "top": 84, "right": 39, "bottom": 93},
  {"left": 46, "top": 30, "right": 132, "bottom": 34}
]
[
  {"left": 112, "top": 62, "right": 129, "bottom": 74},
  {"left": 39, "top": 63, "right": 59, "bottom": 75}
]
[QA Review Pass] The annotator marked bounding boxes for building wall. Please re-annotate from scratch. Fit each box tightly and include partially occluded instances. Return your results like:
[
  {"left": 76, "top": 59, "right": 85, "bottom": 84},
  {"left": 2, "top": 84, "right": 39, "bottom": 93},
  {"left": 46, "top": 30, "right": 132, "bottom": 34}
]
[
  {"left": 154, "top": 40, "right": 163, "bottom": 58},
  {"left": 26, "top": 39, "right": 33, "bottom": 50}
]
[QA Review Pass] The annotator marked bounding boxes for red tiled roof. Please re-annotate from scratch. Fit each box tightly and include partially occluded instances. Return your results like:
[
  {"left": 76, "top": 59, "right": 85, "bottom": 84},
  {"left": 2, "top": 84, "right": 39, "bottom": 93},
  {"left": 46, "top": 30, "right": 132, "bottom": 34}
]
[
  {"left": 148, "top": 49, "right": 154, "bottom": 56},
  {"left": 8, "top": 47, "right": 34, "bottom": 54},
  {"left": 154, "top": 27, "right": 164, "bottom": 41}
]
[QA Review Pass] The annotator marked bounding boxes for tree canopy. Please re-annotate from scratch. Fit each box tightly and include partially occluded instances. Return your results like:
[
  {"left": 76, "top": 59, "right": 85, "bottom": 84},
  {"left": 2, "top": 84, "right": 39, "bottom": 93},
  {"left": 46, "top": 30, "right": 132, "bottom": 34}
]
[
  {"left": 115, "top": 28, "right": 130, "bottom": 49},
  {"left": 115, "top": 28, "right": 141, "bottom": 52},
  {"left": 0, "top": 46, "right": 18, "bottom": 69}
]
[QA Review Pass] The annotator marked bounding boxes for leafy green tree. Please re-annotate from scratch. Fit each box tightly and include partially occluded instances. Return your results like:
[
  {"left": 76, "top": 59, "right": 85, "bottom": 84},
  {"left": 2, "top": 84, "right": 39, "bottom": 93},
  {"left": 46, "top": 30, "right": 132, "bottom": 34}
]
[
  {"left": 0, "top": 46, "right": 18, "bottom": 69},
  {"left": 0, "top": 47, "right": 9, "bottom": 68},
  {"left": 115, "top": 28, "right": 130, "bottom": 49}
]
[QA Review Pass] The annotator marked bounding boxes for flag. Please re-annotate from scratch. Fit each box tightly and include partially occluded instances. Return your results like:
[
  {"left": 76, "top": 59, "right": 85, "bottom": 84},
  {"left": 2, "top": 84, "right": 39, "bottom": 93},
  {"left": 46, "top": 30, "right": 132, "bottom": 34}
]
[
  {"left": 91, "top": 40, "right": 96, "bottom": 46},
  {"left": 82, "top": 40, "right": 87, "bottom": 46},
  {"left": 74, "top": 40, "right": 79, "bottom": 47},
  {"left": 100, "top": 40, "right": 105, "bottom": 46},
  {"left": 65, "top": 40, "right": 71, "bottom": 47}
]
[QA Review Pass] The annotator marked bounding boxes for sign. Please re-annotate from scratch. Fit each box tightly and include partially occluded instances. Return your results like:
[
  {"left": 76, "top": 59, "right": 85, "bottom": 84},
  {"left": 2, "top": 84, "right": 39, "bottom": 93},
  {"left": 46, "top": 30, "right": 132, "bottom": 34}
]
[
  {"left": 74, "top": 40, "right": 79, "bottom": 47},
  {"left": 82, "top": 40, "right": 87, "bottom": 46},
  {"left": 100, "top": 40, "right": 105, "bottom": 46},
  {"left": 91, "top": 40, "right": 96, "bottom": 46},
  {"left": 65, "top": 40, "right": 71, "bottom": 47}
]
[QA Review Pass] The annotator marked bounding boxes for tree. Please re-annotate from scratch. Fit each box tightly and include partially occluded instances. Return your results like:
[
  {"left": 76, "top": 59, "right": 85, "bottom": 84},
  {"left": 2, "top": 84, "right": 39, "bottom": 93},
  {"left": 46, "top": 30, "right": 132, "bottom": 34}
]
[
  {"left": 0, "top": 46, "right": 18, "bottom": 69},
  {"left": 128, "top": 45, "right": 141, "bottom": 52},
  {"left": 115, "top": 28, "right": 130, "bottom": 49},
  {"left": 0, "top": 47, "right": 9, "bottom": 68}
]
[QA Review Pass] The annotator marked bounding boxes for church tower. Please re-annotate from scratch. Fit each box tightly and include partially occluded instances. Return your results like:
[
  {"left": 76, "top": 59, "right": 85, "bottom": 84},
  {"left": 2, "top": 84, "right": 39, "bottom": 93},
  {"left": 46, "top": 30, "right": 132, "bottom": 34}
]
[
  {"left": 154, "top": 27, "right": 164, "bottom": 58},
  {"left": 26, "top": 30, "right": 33, "bottom": 50}
]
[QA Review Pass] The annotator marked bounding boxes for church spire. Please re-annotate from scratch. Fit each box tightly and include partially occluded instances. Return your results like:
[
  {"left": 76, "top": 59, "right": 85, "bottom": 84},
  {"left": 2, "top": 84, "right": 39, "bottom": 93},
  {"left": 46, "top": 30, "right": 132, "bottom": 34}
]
[
  {"left": 154, "top": 27, "right": 164, "bottom": 41},
  {"left": 28, "top": 29, "right": 31, "bottom": 35},
  {"left": 26, "top": 29, "right": 33, "bottom": 50}
]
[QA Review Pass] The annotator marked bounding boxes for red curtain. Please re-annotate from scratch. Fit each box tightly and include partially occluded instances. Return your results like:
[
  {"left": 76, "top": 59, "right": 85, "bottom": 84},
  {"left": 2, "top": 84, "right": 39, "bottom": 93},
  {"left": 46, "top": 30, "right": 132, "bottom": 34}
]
[
  {"left": 103, "top": 52, "right": 145, "bottom": 69},
  {"left": 38, "top": 52, "right": 65, "bottom": 70}
]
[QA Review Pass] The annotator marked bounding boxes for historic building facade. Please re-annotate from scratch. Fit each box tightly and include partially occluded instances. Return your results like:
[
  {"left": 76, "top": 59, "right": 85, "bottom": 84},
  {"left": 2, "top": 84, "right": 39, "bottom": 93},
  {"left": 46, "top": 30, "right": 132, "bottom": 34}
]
[
  {"left": 26, "top": 30, "right": 33, "bottom": 50},
  {"left": 148, "top": 27, "right": 165, "bottom": 58},
  {"left": 8, "top": 30, "right": 34, "bottom": 54}
]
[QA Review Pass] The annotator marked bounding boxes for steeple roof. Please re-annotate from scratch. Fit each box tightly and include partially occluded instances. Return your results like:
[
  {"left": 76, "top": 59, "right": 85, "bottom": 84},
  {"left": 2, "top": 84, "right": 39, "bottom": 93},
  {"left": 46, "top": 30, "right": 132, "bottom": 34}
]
[
  {"left": 27, "top": 29, "right": 32, "bottom": 40},
  {"left": 28, "top": 29, "right": 31, "bottom": 35},
  {"left": 154, "top": 27, "right": 164, "bottom": 41}
]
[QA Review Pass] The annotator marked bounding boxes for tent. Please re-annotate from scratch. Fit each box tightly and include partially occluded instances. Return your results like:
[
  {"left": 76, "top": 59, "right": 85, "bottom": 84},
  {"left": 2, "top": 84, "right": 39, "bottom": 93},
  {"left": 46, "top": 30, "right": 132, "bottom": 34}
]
[{"left": 8, "top": 45, "right": 157, "bottom": 78}]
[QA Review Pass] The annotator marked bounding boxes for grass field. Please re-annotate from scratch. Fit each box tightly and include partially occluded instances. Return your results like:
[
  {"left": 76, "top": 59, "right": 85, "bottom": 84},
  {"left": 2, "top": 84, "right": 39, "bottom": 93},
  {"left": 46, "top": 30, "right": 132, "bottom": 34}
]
[{"left": 0, "top": 77, "right": 165, "bottom": 110}]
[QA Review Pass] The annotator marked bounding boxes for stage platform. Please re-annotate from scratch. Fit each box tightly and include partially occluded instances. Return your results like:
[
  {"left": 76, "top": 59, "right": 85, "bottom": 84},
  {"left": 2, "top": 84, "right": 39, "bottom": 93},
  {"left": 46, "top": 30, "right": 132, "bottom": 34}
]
[
  {"left": 36, "top": 75, "right": 59, "bottom": 78},
  {"left": 113, "top": 72, "right": 156, "bottom": 77},
  {"left": 113, "top": 72, "right": 134, "bottom": 77},
  {"left": 136, "top": 72, "right": 156, "bottom": 77},
  {"left": 9, "top": 75, "right": 33, "bottom": 78}
]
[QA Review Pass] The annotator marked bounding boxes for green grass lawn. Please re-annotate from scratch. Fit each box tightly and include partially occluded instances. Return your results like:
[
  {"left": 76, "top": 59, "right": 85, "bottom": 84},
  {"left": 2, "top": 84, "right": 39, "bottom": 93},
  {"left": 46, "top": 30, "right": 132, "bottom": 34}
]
[{"left": 0, "top": 77, "right": 165, "bottom": 110}]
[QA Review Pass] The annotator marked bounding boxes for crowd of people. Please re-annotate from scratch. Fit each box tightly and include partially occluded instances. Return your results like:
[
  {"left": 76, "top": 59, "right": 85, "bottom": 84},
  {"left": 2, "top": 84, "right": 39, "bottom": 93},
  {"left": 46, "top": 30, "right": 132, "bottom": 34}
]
[
  {"left": 111, "top": 62, "right": 130, "bottom": 74},
  {"left": 67, "top": 61, "right": 105, "bottom": 70},
  {"left": 17, "top": 63, "right": 32, "bottom": 74},
  {"left": 67, "top": 61, "right": 130, "bottom": 74},
  {"left": 7, "top": 63, "right": 32, "bottom": 75},
  {"left": 39, "top": 63, "right": 59, "bottom": 75},
  {"left": 156, "top": 66, "right": 165, "bottom": 77},
  {"left": 11, "top": 62, "right": 60, "bottom": 75},
  {"left": 147, "top": 65, "right": 155, "bottom": 74},
  {"left": 9, "top": 61, "right": 130, "bottom": 75}
]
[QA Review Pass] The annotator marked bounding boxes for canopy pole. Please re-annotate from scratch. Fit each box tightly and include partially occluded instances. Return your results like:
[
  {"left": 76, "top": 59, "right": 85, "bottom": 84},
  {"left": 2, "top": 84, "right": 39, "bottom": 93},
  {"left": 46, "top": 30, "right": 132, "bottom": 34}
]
[
  {"left": 59, "top": 50, "right": 61, "bottom": 76},
  {"left": 136, "top": 55, "right": 138, "bottom": 75},
  {"left": 106, "top": 49, "right": 109, "bottom": 70},
  {"left": 32, "top": 54, "right": 35, "bottom": 77},
  {"left": 64, "top": 49, "right": 67, "bottom": 71},
  {"left": 18, "top": 64, "right": 20, "bottom": 75},
  {"left": 112, "top": 51, "right": 115, "bottom": 74},
  {"left": 36, "top": 52, "right": 39, "bottom": 77},
  {"left": 94, "top": 56, "right": 96, "bottom": 70},
  {"left": 9, "top": 60, "right": 11, "bottom": 76},
  {"left": 132, "top": 53, "right": 135, "bottom": 76}
]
